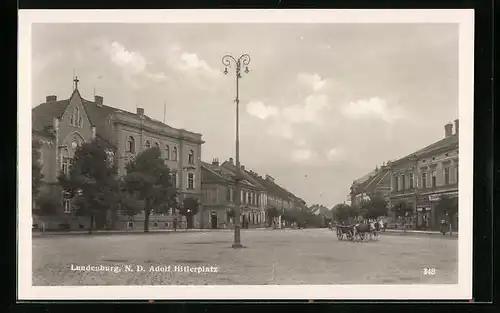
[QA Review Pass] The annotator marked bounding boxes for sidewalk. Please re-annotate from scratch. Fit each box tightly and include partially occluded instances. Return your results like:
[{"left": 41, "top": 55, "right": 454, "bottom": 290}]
[{"left": 382, "top": 229, "right": 458, "bottom": 237}]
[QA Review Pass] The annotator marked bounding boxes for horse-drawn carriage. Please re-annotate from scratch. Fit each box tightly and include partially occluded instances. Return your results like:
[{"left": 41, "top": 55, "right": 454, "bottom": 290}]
[{"left": 333, "top": 221, "right": 381, "bottom": 241}]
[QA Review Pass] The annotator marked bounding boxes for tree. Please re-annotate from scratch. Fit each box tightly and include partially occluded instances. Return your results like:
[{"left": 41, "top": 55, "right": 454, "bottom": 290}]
[
  {"left": 332, "top": 203, "right": 352, "bottom": 222},
  {"left": 58, "top": 138, "right": 120, "bottom": 234},
  {"left": 123, "top": 147, "right": 177, "bottom": 232},
  {"left": 36, "top": 192, "right": 60, "bottom": 215},
  {"left": 360, "top": 196, "right": 388, "bottom": 219},
  {"left": 32, "top": 138, "right": 44, "bottom": 204},
  {"left": 391, "top": 200, "right": 413, "bottom": 218},
  {"left": 178, "top": 197, "right": 200, "bottom": 229},
  {"left": 266, "top": 205, "right": 283, "bottom": 226}
]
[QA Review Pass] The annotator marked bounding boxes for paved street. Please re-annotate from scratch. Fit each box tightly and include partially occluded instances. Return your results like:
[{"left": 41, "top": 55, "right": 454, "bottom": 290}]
[{"left": 33, "top": 229, "right": 458, "bottom": 285}]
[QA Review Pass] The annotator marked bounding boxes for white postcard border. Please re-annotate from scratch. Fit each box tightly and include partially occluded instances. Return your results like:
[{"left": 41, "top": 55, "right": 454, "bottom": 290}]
[{"left": 18, "top": 9, "right": 474, "bottom": 300}]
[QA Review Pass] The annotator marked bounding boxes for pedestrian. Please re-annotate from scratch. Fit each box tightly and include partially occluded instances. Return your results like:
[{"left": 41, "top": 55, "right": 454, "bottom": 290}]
[
  {"left": 440, "top": 219, "right": 446, "bottom": 235},
  {"left": 173, "top": 218, "right": 177, "bottom": 232}
]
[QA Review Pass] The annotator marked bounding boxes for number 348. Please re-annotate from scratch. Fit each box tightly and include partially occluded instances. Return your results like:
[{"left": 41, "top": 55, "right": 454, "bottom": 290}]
[{"left": 423, "top": 268, "right": 436, "bottom": 276}]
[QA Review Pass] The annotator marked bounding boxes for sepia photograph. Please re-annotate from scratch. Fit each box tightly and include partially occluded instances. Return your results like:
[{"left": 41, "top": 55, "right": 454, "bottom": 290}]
[{"left": 18, "top": 9, "right": 474, "bottom": 300}]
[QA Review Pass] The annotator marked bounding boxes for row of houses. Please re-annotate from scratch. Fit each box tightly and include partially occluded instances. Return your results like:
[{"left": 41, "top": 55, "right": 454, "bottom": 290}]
[
  {"left": 349, "top": 120, "right": 459, "bottom": 231},
  {"left": 31, "top": 80, "right": 306, "bottom": 231},
  {"left": 200, "top": 158, "right": 307, "bottom": 229}
]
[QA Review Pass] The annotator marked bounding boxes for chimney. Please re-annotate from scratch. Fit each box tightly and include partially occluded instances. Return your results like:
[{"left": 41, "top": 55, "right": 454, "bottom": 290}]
[
  {"left": 229, "top": 157, "right": 234, "bottom": 165},
  {"left": 444, "top": 122, "right": 453, "bottom": 138},
  {"left": 136, "top": 107, "right": 144, "bottom": 116},
  {"left": 46, "top": 95, "right": 57, "bottom": 102},
  {"left": 454, "top": 119, "right": 459, "bottom": 135},
  {"left": 94, "top": 95, "right": 103, "bottom": 107},
  {"left": 212, "top": 158, "right": 219, "bottom": 166}
]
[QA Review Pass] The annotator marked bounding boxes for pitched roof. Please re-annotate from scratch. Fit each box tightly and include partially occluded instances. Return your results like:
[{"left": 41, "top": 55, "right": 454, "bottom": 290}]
[
  {"left": 351, "top": 167, "right": 390, "bottom": 195},
  {"left": 220, "top": 162, "right": 266, "bottom": 191},
  {"left": 392, "top": 133, "right": 458, "bottom": 166},
  {"left": 203, "top": 161, "right": 258, "bottom": 188},
  {"left": 33, "top": 89, "right": 203, "bottom": 145}
]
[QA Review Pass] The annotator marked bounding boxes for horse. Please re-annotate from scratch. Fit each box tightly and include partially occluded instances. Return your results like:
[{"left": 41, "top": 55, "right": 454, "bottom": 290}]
[{"left": 354, "top": 223, "right": 372, "bottom": 241}]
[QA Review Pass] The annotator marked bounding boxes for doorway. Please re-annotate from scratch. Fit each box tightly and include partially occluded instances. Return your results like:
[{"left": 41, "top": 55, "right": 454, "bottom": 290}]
[{"left": 210, "top": 212, "right": 218, "bottom": 229}]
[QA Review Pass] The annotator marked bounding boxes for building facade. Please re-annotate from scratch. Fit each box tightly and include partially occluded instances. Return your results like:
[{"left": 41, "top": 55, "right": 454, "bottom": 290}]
[
  {"left": 349, "top": 165, "right": 391, "bottom": 208},
  {"left": 388, "top": 120, "right": 459, "bottom": 230},
  {"left": 220, "top": 159, "right": 268, "bottom": 228},
  {"left": 32, "top": 82, "right": 204, "bottom": 230},
  {"left": 201, "top": 159, "right": 267, "bottom": 229}
]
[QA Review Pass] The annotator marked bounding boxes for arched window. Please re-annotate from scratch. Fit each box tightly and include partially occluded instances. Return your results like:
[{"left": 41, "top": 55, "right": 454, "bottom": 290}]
[
  {"left": 165, "top": 145, "right": 170, "bottom": 160},
  {"left": 61, "top": 148, "right": 70, "bottom": 175},
  {"left": 172, "top": 147, "right": 178, "bottom": 161},
  {"left": 73, "top": 107, "right": 80, "bottom": 127},
  {"left": 145, "top": 140, "right": 151, "bottom": 149},
  {"left": 126, "top": 136, "right": 135, "bottom": 153},
  {"left": 188, "top": 150, "right": 195, "bottom": 164}
]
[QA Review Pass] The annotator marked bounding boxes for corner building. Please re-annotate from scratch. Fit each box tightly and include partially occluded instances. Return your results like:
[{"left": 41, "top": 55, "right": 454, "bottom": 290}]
[
  {"left": 388, "top": 120, "right": 459, "bottom": 230},
  {"left": 32, "top": 83, "right": 204, "bottom": 230}
]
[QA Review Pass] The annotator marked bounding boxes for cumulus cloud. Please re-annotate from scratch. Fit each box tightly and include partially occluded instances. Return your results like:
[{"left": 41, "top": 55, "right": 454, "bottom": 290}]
[
  {"left": 282, "top": 94, "right": 330, "bottom": 124},
  {"left": 167, "top": 45, "right": 220, "bottom": 79},
  {"left": 104, "top": 41, "right": 168, "bottom": 87},
  {"left": 297, "top": 72, "right": 327, "bottom": 91},
  {"left": 108, "top": 41, "right": 147, "bottom": 74},
  {"left": 342, "top": 97, "right": 406, "bottom": 123},
  {"left": 326, "top": 147, "right": 345, "bottom": 161},
  {"left": 246, "top": 101, "right": 279, "bottom": 120},
  {"left": 292, "top": 148, "right": 313, "bottom": 162}
]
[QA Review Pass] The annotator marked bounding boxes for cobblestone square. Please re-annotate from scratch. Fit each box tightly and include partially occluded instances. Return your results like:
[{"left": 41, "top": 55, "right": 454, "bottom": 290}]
[{"left": 32, "top": 229, "right": 458, "bottom": 285}]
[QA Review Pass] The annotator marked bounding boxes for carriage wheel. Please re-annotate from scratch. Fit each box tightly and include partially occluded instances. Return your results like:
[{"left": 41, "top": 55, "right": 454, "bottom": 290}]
[
  {"left": 336, "top": 230, "right": 342, "bottom": 240},
  {"left": 359, "top": 232, "right": 366, "bottom": 241}
]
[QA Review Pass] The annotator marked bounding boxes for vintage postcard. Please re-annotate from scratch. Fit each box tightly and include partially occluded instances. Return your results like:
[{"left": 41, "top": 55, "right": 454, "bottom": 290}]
[{"left": 18, "top": 9, "right": 474, "bottom": 300}]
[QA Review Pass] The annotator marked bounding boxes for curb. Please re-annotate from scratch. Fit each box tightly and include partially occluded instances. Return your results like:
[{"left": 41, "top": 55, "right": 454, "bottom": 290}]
[{"left": 380, "top": 230, "right": 458, "bottom": 238}]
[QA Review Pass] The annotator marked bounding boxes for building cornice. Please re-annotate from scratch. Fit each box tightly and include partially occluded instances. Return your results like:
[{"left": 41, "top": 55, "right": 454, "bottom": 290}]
[{"left": 113, "top": 113, "right": 204, "bottom": 145}]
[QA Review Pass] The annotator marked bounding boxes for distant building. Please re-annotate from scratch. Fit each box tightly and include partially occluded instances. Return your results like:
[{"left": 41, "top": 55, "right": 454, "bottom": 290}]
[
  {"left": 201, "top": 159, "right": 267, "bottom": 229},
  {"left": 349, "top": 165, "right": 391, "bottom": 207},
  {"left": 32, "top": 80, "right": 204, "bottom": 230},
  {"left": 388, "top": 120, "right": 459, "bottom": 230}
]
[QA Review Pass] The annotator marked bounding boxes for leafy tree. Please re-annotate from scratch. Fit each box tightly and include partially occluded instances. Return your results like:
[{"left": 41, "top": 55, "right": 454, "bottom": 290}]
[
  {"left": 58, "top": 138, "right": 120, "bottom": 233},
  {"left": 123, "top": 147, "right": 177, "bottom": 232},
  {"left": 391, "top": 200, "right": 413, "bottom": 218},
  {"left": 36, "top": 192, "right": 60, "bottom": 215},
  {"left": 266, "top": 205, "right": 283, "bottom": 226},
  {"left": 32, "top": 138, "right": 44, "bottom": 204},
  {"left": 332, "top": 203, "right": 353, "bottom": 222},
  {"left": 178, "top": 197, "right": 200, "bottom": 229},
  {"left": 360, "top": 196, "right": 388, "bottom": 219}
]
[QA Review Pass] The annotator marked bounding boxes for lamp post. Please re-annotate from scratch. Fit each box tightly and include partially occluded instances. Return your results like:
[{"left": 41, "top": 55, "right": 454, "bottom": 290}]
[{"left": 222, "top": 53, "right": 251, "bottom": 249}]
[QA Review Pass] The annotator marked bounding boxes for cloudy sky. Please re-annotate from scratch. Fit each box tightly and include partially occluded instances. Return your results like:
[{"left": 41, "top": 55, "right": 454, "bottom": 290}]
[{"left": 31, "top": 23, "right": 459, "bottom": 208}]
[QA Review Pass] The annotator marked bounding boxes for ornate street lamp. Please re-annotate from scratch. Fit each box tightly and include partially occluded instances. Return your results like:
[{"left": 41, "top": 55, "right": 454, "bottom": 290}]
[{"left": 222, "top": 53, "right": 251, "bottom": 249}]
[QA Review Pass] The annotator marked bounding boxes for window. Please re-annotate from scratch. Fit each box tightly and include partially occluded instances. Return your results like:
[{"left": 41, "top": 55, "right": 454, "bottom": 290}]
[
  {"left": 155, "top": 142, "right": 159, "bottom": 149},
  {"left": 409, "top": 173, "right": 414, "bottom": 189},
  {"left": 165, "top": 145, "right": 170, "bottom": 160},
  {"left": 188, "top": 150, "right": 195, "bottom": 164},
  {"left": 188, "top": 173, "right": 194, "bottom": 189},
  {"left": 247, "top": 192, "right": 252, "bottom": 205},
  {"left": 401, "top": 174, "right": 405, "bottom": 190},
  {"left": 126, "top": 136, "right": 135, "bottom": 153},
  {"left": 61, "top": 149, "right": 70, "bottom": 175},
  {"left": 456, "top": 165, "right": 459, "bottom": 182},
  {"left": 70, "top": 113, "right": 74, "bottom": 125},
  {"left": 227, "top": 187, "right": 231, "bottom": 202},
  {"left": 78, "top": 115, "right": 83, "bottom": 127},
  {"left": 444, "top": 167, "right": 450, "bottom": 185},
  {"left": 145, "top": 140, "right": 151, "bottom": 149},
  {"left": 172, "top": 147, "right": 178, "bottom": 161},
  {"left": 170, "top": 171, "right": 177, "bottom": 188},
  {"left": 63, "top": 192, "right": 71, "bottom": 213},
  {"left": 393, "top": 176, "right": 399, "bottom": 192},
  {"left": 422, "top": 173, "right": 427, "bottom": 188},
  {"left": 431, "top": 171, "right": 437, "bottom": 188}
]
